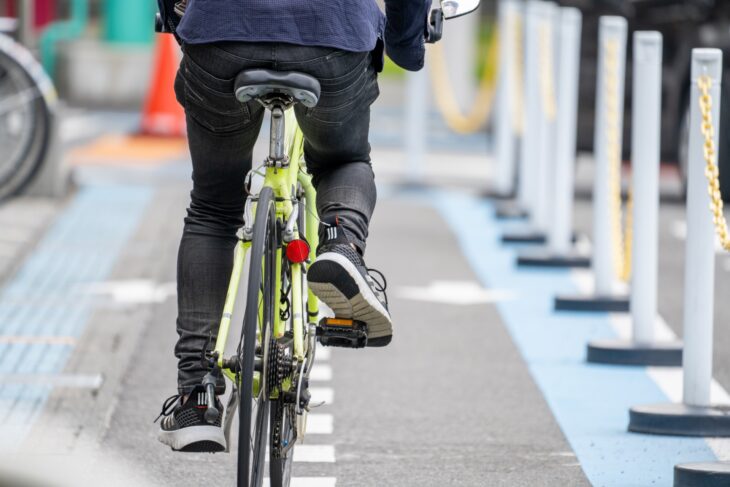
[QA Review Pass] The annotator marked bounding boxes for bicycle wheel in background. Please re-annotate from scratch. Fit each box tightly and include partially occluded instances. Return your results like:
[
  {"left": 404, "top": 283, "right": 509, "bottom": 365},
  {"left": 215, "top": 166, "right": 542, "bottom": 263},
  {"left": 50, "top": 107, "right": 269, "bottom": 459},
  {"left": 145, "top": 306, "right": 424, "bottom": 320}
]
[
  {"left": 0, "top": 37, "right": 53, "bottom": 201},
  {"left": 238, "top": 186, "right": 277, "bottom": 487}
]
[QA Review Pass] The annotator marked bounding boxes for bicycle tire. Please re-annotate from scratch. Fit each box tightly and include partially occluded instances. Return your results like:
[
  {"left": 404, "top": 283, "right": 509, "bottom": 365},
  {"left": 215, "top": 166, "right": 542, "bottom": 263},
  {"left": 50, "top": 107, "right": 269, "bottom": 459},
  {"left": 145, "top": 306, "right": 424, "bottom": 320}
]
[
  {"left": 269, "top": 399, "right": 295, "bottom": 487},
  {"left": 238, "top": 186, "right": 277, "bottom": 487},
  {"left": 270, "top": 190, "right": 310, "bottom": 487},
  {"left": 0, "top": 38, "right": 53, "bottom": 201}
]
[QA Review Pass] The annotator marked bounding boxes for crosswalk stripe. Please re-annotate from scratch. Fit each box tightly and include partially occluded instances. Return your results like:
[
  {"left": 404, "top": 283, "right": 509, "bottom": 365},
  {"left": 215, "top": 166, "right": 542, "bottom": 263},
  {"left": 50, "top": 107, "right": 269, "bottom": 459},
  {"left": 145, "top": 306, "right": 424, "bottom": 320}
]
[
  {"left": 315, "top": 347, "right": 331, "bottom": 361},
  {"left": 309, "top": 364, "right": 332, "bottom": 382},
  {"left": 293, "top": 445, "right": 335, "bottom": 463},
  {"left": 309, "top": 387, "right": 334, "bottom": 405},
  {"left": 306, "top": 414, "right": 333, "bottom": 435},
  {"left": 264, "top": 478, "right": 336, "bottom": 487}
]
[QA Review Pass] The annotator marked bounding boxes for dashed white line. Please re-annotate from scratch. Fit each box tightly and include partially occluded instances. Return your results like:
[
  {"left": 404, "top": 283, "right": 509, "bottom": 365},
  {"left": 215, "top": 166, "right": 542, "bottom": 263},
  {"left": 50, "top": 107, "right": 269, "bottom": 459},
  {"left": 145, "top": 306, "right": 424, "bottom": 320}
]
[
  {"left": 306, "top": 414, "right": 334, "bottom": 435},
  {"left": 309, "top": 387, "right": 334, "bottom": 405},
  {"left": 316, "top": 347, "right": 331, "bottom": 361},
  {"left": 293, "top": 445, "right": 336, "bottom": 463},
  {"left": 309, "top": 364, "right": 333, "bottom": 382},
  {"left": 264, "top": 478, "right": 336, "bottom": 487}
]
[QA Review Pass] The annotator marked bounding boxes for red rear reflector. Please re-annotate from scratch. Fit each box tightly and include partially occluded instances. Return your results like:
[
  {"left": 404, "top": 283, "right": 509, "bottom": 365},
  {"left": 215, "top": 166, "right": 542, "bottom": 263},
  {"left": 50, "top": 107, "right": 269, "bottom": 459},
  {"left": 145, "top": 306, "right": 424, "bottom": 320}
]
[{"left": 286, "top": 239, "right": 310, "bottom": 263}]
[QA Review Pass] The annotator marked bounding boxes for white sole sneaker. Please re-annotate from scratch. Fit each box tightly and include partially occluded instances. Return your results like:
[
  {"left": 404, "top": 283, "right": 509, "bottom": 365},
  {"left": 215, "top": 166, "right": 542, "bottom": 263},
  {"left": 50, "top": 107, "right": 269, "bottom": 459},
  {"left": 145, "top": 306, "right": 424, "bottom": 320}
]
[
  {"left": 158, "top": 425, "right": 227, "bottom": 452},
  {"left": 308, "top": 251, "right": 392, "bottom": 346}
]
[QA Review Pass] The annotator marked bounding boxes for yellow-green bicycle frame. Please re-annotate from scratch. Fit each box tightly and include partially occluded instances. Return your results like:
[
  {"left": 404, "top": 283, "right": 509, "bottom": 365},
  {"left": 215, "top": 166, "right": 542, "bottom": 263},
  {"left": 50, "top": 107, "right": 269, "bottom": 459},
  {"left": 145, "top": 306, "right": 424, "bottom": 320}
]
[{"left": 212, "top": 109, "right": 319, "bottom": 394}]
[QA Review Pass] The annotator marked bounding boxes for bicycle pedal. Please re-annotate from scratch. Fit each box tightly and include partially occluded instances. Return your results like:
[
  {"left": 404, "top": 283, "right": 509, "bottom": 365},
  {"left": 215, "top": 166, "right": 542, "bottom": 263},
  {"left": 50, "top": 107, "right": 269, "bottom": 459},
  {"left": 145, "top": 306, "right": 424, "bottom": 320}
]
[{"left": 316, "top": 318, "right": 367, "bottom": 348}]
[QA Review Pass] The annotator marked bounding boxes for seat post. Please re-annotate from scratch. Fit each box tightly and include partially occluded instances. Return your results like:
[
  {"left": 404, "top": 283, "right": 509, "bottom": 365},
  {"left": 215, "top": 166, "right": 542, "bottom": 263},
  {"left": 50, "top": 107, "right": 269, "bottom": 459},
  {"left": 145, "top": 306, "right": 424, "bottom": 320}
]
[{"left": 268, "top": 105, "right": 287, "bottom": 166}]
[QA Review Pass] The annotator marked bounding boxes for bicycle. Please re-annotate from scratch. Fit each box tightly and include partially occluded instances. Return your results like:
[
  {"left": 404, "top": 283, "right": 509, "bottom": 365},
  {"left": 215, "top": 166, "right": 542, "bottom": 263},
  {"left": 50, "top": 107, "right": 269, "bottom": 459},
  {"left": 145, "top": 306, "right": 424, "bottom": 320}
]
[
  {"left": 155, "top": 1, "right": 481, "bottom": 485},
  {"left": 0, "top": 20, "right": 56, "bottom": 201}
]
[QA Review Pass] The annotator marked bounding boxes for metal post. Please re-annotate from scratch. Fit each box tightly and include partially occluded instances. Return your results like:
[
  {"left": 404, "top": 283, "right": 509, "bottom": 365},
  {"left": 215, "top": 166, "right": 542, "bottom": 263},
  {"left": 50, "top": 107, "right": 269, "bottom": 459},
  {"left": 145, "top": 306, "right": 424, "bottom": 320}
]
[
  {"left": 592, "top": 16, "right": 627, "bottom": 296},
  {"left": 405, "top": 69, "right": 428, "bottom": 185},
  {"left": 516, "top": 0, "right": 540, "bottom": 213},
  {"left": 631, "top": 32, "right": 663, "bottom": 345},
  {"left": 553, "top": 16, "right": 630, "bottom": 312},
  {"left": 628, "top": 50, "right": 730, "bottom": 437},
  {"left": 585, "top": 31, "right": 681, "bottom": 365},
  {"left": 683, "top": 49, "right": 722, "bottom": 408},
  {"left": 531, "top": 1, "right": 557, "bottom": 233},
  {"left": 548, "top": 6, "right": 582, "bottom": 255},
  {"left": 492, "top": 0, "right": 517, "bottom": 197},
  {"left": 17, "top": 0, "right": 34, "bottom": 47}
]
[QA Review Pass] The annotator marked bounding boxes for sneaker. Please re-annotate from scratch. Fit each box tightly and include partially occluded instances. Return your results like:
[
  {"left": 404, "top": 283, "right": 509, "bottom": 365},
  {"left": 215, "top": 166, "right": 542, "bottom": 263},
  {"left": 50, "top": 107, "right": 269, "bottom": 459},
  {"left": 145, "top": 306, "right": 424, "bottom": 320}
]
[
  {"left": 156, "top": 386, "right": 226, "bottom": 452},
  {"left": 308, "top": 221, "right": 392, "bottom": 347}
]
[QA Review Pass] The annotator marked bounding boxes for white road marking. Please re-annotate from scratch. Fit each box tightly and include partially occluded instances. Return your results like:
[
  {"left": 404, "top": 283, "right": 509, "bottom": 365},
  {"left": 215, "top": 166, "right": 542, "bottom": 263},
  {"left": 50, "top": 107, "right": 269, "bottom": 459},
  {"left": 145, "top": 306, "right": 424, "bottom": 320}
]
[
  {"left": 293, "top": 445, "right": 336, "bottom": 463},
  {"left": 608, "top": 314, "right": 677, "bottom": 342},
  {"left": 309, "top": 387, "right": 334, "bottom": 405},
  {"left": 306, "top": 414, "right": 334, "bottom": 435},
  {"left": 315, "top": 347, "right": 331, "bottom": 361},
  {"left": 264, "top": 478, "right": 336, "bottom": 487},
  {"left": 672, "top": 219, "right": 725, "bottom": 254},
  {"left": 395, "top": 280, "right": 515, "bottom": 305},
  {"left": 570, "top": 268, "right": 629, "bottom": 296},
  {"left": 85, "top": 279, "right": 176, "bottom": 304},
  {"left": 309, "top": 364, "right": 333, "bottom": 382},
  {"left": 0, "top": 373, "right": 103, "bottom": 389}
]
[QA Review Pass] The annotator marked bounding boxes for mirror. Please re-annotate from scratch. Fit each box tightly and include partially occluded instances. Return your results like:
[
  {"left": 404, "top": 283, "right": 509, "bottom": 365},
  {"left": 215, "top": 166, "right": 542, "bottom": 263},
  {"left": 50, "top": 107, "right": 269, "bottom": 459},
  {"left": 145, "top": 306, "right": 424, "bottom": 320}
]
[{"left": 440, "top": 0, "right": 481, "bottom": 19}]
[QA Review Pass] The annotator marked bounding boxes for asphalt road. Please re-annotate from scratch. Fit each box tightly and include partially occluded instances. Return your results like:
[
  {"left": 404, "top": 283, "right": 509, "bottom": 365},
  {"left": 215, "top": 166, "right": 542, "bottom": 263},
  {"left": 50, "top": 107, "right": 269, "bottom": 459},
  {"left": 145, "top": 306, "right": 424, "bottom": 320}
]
[
  {"left": 5, "top": 155, "right": 587, "bottom": 486},
  {"left": 5, "top": 99, "right": 730, "bottom": 486}
]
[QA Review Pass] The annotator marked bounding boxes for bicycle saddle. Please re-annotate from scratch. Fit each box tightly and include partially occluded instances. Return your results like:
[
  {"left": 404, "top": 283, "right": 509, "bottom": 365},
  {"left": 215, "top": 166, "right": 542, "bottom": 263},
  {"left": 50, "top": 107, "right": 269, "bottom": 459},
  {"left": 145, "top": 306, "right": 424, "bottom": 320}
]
[{"left": 234, "top": 69, "right": 321, "bottom": 108}]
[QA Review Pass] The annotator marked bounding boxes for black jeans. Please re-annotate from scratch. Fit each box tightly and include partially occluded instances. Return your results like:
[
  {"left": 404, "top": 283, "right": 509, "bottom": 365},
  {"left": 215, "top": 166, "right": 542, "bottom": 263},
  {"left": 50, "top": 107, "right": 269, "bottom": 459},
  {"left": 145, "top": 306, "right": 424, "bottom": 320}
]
[{"left": 173, "top": 42, "right": 379, "bottom": 393}]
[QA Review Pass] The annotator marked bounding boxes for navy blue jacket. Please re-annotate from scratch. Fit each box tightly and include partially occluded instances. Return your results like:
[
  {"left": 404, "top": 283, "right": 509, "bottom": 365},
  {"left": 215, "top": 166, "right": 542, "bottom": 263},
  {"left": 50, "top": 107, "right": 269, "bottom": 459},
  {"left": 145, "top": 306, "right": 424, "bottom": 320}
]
[{"left": 157, "top": 0, "right": 429, "bottom": 71}]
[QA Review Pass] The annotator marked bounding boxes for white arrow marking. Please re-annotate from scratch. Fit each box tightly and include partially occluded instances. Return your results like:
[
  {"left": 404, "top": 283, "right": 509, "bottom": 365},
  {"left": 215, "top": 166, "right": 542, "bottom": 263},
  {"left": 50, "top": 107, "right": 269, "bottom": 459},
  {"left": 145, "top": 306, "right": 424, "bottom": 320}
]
[
  {"left": 86, "top": 279, "right": 176, "bottom": 304},
  {"left": 394, "top": 280, "right": 515, "bottom": 305}
]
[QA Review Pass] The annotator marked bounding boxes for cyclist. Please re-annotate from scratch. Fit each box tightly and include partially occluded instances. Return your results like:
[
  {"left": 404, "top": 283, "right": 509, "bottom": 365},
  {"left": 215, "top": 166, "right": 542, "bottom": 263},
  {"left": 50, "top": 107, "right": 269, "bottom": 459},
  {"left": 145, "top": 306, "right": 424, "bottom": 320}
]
[{"left": 155, "top": 0, "right": 430, "bottom": 452}]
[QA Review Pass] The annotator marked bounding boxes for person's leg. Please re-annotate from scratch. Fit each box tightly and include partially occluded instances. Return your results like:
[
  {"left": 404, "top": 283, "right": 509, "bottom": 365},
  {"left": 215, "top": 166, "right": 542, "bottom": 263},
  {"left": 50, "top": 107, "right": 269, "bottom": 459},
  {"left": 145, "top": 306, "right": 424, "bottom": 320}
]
[
  {"left": 173, "top": 43, "right": 268, "bottom": 394},
  {"left": 275, "top": 46, "right": 392, "bottom": 345},
  {"left": 284, "top": 48, "right": 379, "bottom": 252}
]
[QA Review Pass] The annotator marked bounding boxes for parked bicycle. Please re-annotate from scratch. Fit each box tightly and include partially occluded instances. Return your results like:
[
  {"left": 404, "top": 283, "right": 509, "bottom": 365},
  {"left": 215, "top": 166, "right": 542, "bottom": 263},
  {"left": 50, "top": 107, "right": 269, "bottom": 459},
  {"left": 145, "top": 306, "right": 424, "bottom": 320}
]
[{"left": 0, "top": 18, "right": 56, "bottom": 200}]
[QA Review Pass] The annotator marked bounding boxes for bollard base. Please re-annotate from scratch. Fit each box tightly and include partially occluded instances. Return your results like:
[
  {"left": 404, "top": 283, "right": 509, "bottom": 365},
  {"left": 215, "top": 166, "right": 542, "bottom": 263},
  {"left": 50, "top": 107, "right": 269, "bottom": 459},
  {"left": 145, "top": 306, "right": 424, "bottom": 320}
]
[
  {"left": 495, "top": 200, "right": 529, "bottom": 220},
  {"left": 675, "top": 462, "right": 730, "bottom": 487},
  {"left": 482, "top": 188, "right": 515, "bottom": 201},
  {"left": 516, "top": 248, "right": 590, "bottom": 268},
  {"left": 554, "top": 294, "right": 630, "bottom": 312},
  {"left": 501, "top": 229, "right": 546, "bottom": 244},
  {"left": 629, "top": 403, "right": 730, "bottom": 436},
  {"left": 586, "top": 339, "right": 682, "bottom": 366}
]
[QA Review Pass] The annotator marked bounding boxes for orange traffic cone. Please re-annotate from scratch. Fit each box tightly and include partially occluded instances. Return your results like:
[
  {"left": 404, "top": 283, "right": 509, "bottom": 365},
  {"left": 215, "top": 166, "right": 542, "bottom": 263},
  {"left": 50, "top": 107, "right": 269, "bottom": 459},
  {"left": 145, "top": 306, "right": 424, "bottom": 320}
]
[{"left": 140, "top": 34, "right": 186, "bottom": 137}]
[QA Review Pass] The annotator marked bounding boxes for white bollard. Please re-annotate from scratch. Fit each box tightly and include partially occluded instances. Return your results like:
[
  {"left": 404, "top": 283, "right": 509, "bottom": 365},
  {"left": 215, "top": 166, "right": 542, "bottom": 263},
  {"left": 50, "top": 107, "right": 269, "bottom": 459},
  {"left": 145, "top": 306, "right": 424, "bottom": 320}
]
[
  {"left": 531, "top": 1, "right": 558, "bottom": 233},
  {"left": 516, "top": 0, "right": 541, "bottom": 214},
  {"left": 548, "top": 7, "right": 582, "bottom": 256},
  {"left": 628, "top": 49, "right": 730, "bottom": 437},
  {"left": 584, "top": 31, "right": 681, "bottom": 365},
  {"left": 493, "top": 0, "right": 519, "bottom": 196},
  {"left": 683, "top": 49, "right": 722, "bottom": 408},
  {"left": 553, "top": 16, "right": 630, "bottom": 311},
  {"left": 630, "top": 32, "right": 663, "bottom": 345},
  {"left": 592, "top": 16, "right": 627, "bottom": 296},
  {"left": 405, "top": 69, "right": 429, "bottom": 185}
]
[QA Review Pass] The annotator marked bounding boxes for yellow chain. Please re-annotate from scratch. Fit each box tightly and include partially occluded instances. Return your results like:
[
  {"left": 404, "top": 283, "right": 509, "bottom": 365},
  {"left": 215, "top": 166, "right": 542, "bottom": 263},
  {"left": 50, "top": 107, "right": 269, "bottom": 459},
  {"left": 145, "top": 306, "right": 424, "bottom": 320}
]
[
  {"left": 427, "top": 26, "right": 499, "bottom": 135},
  {"left": 604, "top": 39, "right": 633, "bottom": 282},
  {"left": 697, "top": 75, "right": 730, "bottom": 250},
  {"left": 537, "top": 21, "right": 557, "bottom": 121},
  {"left": 511, "top": 13, "right": 525, "bottom": 135}
]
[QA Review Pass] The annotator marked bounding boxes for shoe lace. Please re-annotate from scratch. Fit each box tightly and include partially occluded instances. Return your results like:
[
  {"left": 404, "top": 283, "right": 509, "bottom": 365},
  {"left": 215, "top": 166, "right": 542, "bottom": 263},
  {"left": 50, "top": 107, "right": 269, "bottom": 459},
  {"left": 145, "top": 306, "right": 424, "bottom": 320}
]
[
  {"left": 153, "top": 394, "right": 181, "bottom": 423},
  {"left": 366, "top": 267, "right": 388, "bottom": 307}
]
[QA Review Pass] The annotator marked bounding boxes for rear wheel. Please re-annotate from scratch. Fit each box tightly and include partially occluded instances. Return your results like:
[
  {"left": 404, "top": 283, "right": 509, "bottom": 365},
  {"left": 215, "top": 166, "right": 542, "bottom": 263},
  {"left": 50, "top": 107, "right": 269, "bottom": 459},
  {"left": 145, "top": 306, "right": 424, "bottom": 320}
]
[
  {"left": 0, "top": 45, "right": 52, "bottom": 201},
  {"left": 238, "top": 187, "right": 277, "bottom": 487}
]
